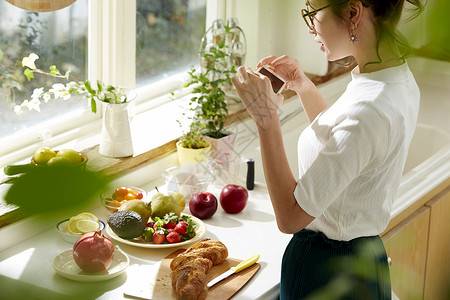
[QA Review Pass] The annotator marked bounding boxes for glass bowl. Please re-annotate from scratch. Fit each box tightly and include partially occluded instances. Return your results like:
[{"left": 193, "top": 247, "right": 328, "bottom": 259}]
[
  {"left": 100, "top": 186, "right": 147, "bottom": 214},
  {"left": 56, "top": 219, "right": 105, "bottom": 243},
  {"left": 162, "top": 163, "right": 214, "bottom": 200}
]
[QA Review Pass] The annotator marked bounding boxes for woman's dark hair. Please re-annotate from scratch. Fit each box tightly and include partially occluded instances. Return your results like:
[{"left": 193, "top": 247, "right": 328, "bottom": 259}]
[{"left": 329, "top": 0, "right": 424, "bottom": 65}]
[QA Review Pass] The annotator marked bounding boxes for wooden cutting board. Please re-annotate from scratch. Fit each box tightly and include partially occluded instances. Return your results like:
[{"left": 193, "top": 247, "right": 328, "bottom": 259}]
[{"left": 151, "top": 249, "right": 261, "bottom": 300}]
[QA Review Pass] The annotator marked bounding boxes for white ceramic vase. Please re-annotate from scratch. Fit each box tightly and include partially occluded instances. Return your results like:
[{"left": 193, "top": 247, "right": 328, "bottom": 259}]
[{"left": 99, "top": 96, "right": 135, "bottom": 158}]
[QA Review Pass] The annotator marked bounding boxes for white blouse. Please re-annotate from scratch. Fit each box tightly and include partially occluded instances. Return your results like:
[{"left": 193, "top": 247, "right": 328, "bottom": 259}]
[{"left": 294, "top": 63, "right": 420, "bottom": 241}]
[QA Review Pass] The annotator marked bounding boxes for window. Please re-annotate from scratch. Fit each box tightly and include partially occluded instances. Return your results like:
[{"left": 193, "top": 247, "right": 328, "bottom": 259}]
[
  {"left": 0, "top": 0, "right": 209, "bottom": 161},
  {"left": 0, "top": 0, "right": 89, "bottom": 143},
  {"left": 136, "top": 0, "right": 207, "bottom": 88}
]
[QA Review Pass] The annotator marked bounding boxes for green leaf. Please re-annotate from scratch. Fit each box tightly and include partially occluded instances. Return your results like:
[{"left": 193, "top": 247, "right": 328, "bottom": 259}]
[
  {"left": 4, "top": 165, "right": 110, "bottom": 215},
  {"left": 97, "top": 80, "right": 103, "bottom": 92},
  {"left": 84, "top": 81, "right": 94, "bottom": 94},
  {"left": 90, "top": 97, "right": 97, "bottom": 113},
  {"left": 23, "top": 68, "right": 34, "bottom": 81},
  {"left": 49, "top": 65, "right": 59, "bottom": 75}
]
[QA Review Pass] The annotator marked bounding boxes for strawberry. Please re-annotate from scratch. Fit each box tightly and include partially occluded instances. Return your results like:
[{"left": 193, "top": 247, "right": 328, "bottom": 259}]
[
  {"left": 166, "top": 232, "right": 181, "bottom": 244},
  {"left": 163, "top": 221, "right": 177, "bottom": 230},
  {"left": 152, "top": 232, "right": 165, "bottom": 244},
  {"left": 174, "top": 221, "right": 188, "bottom": 235}
]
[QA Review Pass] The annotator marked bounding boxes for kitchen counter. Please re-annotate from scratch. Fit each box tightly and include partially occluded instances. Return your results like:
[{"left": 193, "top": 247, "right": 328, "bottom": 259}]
[
  {"left": 0, "top": 180, "right": 291, "bottom": 300},
  {"left": 0, "top": 56, "right": 448, "bottom": 300}
]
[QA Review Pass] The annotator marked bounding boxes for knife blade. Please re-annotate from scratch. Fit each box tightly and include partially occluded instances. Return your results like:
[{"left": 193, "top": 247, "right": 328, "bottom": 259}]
[{"left": 207, "top": 254, "right": 260, "bottom": 288}]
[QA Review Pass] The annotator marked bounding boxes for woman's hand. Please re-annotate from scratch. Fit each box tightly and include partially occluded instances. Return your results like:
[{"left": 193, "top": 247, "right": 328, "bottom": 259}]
[
  {"left": 257, "top": 55, "right": 309, "bottom": 93},
  {"left": 231, "top": 66, "right": 284, "bottom": 129},
  {"left": 258, "top": 55, "right": 327, "bottom": 123}
]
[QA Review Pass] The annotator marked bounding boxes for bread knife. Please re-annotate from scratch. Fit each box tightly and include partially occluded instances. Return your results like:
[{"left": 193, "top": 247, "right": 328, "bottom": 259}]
[{"left": 207, "top": 254, "right": 260, "bottom": 288}]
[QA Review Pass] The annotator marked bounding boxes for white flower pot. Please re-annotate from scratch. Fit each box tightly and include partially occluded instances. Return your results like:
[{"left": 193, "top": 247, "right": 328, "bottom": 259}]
[
  {"left": 202, "top": 131, "right": 237, "bottom": 161},
  {"left": 99, "top": 99, "right": 135, "bottom": 158}
]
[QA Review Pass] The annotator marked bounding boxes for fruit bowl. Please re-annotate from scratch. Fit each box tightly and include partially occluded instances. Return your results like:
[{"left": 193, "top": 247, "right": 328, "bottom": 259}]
[
  {"left": 162, "top": 163, "right": 214, "bottom": 200},
  {"left": 100, "top": 186, "right": 147, "bottom": 214},
  {"left": 56, "top": 219, "right": 105, "bottom": 243},
  {"left": 31, "top": 150, "right": 88, "bottom": 167}
]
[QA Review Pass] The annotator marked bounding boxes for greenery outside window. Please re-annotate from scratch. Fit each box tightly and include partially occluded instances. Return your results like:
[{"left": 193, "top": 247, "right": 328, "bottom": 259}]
[
  {"left": 136, "top": 0, "right": 207, "bottom": 88},
  {"left": 0, "top": 0, "right": 209, "bottom": 164},
  {"left": 0, "top": 0, "right": 90, "bottom": 157}
]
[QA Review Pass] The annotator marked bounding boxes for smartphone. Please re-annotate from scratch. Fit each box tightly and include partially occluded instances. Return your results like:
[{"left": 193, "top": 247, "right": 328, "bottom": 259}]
[{"left": 257, "top": 66, "right": 287, "bottom": 94}]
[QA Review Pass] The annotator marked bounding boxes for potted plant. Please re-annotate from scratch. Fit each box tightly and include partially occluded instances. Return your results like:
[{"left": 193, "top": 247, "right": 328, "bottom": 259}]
[
  {"left": 183, "top": 34, "right": 237, "bottom": 161},
  {"left": 176, "top": 120, "right": 211, "bottom": 165},
  {"left": 14, "top": 53, "right": 135, "bottom": 158}
]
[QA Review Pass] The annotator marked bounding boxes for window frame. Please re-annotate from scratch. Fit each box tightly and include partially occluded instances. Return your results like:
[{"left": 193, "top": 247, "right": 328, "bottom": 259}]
[{"left": 0, "top": 0, "right": 222, "bottom": 165}]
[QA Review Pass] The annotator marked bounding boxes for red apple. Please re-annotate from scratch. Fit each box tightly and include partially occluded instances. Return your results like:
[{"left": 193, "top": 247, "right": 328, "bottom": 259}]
[
  {"left": 189, "top": 192, "right": 218, "bottom": 219},
  {"left": 220, "top": 184, "right": 248, "bottom": 214},
  {"left": 73, "top": 231, "right": 114, "bottom": 272}
]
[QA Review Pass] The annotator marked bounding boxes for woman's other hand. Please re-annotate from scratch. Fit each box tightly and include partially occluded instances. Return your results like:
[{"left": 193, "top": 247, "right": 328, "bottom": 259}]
[
  {"left": 257, "top": 55, "right": 309, "bottom": 94},
  {"left": 231, "top": 66, "right": 284, "bottom": 129}
]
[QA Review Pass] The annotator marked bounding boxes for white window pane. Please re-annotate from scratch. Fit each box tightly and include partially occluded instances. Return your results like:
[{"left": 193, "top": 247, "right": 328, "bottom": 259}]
[
  {"left": 136, "top": 0, "right": 207, "bottom": 87},
  {"left": 0, "top": 0, "right": 88, "bottom": 140}
]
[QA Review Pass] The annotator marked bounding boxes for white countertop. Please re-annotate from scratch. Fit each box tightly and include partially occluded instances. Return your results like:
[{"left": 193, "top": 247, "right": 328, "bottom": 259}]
[
  {"left": 1, "top": 57, "right": 448, "bottom": 300},
  {"left": 0, "top": 181, "right": 291, "bottom": 300}
]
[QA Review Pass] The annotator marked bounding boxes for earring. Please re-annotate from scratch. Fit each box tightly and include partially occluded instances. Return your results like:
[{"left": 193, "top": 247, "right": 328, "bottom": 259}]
[{"left": 350, "top": 23, "right": 358, "bottom": 43}]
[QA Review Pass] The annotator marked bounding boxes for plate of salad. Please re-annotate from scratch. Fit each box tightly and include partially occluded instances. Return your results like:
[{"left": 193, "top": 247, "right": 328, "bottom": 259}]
[{"left": 105, "top": 213, "right": 206, "bottom": 248}]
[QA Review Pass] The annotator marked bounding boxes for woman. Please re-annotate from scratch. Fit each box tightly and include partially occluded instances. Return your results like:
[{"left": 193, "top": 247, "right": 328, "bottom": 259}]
[{"left": 232, "top": 0, "right": 423, "bottom": 299}]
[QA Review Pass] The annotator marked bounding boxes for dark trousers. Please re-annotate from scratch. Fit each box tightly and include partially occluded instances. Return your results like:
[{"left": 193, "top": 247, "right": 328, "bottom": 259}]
[{"left": 280, "top": 229, "right": 391, "bottom": 300}]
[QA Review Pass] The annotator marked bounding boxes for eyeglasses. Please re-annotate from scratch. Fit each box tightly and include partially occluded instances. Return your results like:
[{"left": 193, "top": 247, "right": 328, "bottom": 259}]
[{"left": 301, "top": 4, "right": 332, "bottom": 31}]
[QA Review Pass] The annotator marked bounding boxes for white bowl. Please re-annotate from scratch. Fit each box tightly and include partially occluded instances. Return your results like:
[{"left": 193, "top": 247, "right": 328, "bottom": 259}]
[{"left": 56, "top": 219, "right": 105, "bottom": 243}]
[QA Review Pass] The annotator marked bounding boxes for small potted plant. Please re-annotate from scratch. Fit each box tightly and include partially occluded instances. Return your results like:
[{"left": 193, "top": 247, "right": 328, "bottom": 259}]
[
  {"left": 14, "top": 53, "right": 135, "bottom": 158},
  {"left": 176, "top": 120, "right": 211, "bottom": 165}
]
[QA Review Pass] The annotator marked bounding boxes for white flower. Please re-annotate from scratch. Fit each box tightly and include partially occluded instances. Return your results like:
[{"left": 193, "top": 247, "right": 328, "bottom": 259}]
[
  {"left": 104, "top": 91, "right": 115, "bottom": 101},
  {"left": 97, "top": 91, "right": 106, "bottom": 102},
  {"left": 66, "top": 81, "right": 79, "bottom": 90},
  {"left": 14, "top": 98, "right": 42, "bottom": 114},
  {"left": 49, "top": 83, "right": 65, "bottom": 91},
  {"left": 31, "top": 87, "right": 44, "bottom": 99},
  {"left": 14, "top": 104, "right": 25, "bottom": 115},
  {"left": 22, "top": 53, "right": 39, "bottom": 69},
  {"left": 49, "top": 83, "right": 71, "bottom": 100},
  {"left": 42, "top": 93, "right": 52, "bottom": 103},
  {"left": 28, "top": 98, "right": 41, "bottom": 112}
]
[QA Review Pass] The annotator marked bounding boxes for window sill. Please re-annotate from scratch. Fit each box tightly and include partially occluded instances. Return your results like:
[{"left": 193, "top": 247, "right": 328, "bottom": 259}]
[{"left": 0, "top": 62, "right": 351, "bottom": 227}]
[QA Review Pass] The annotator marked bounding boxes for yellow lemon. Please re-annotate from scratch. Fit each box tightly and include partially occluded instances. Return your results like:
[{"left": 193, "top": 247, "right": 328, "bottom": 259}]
[
  {"left": 67, "top": 217, "right": 83, "bottom": 235},
  {"left": 76, "top": 219, "right": 100, "bottom": 233},
  {"left": 74, "top": 212, "right": 98, "bottom": 222},
  {"left": 66, "top": 212, "right": 100, "bottom": 234}
]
